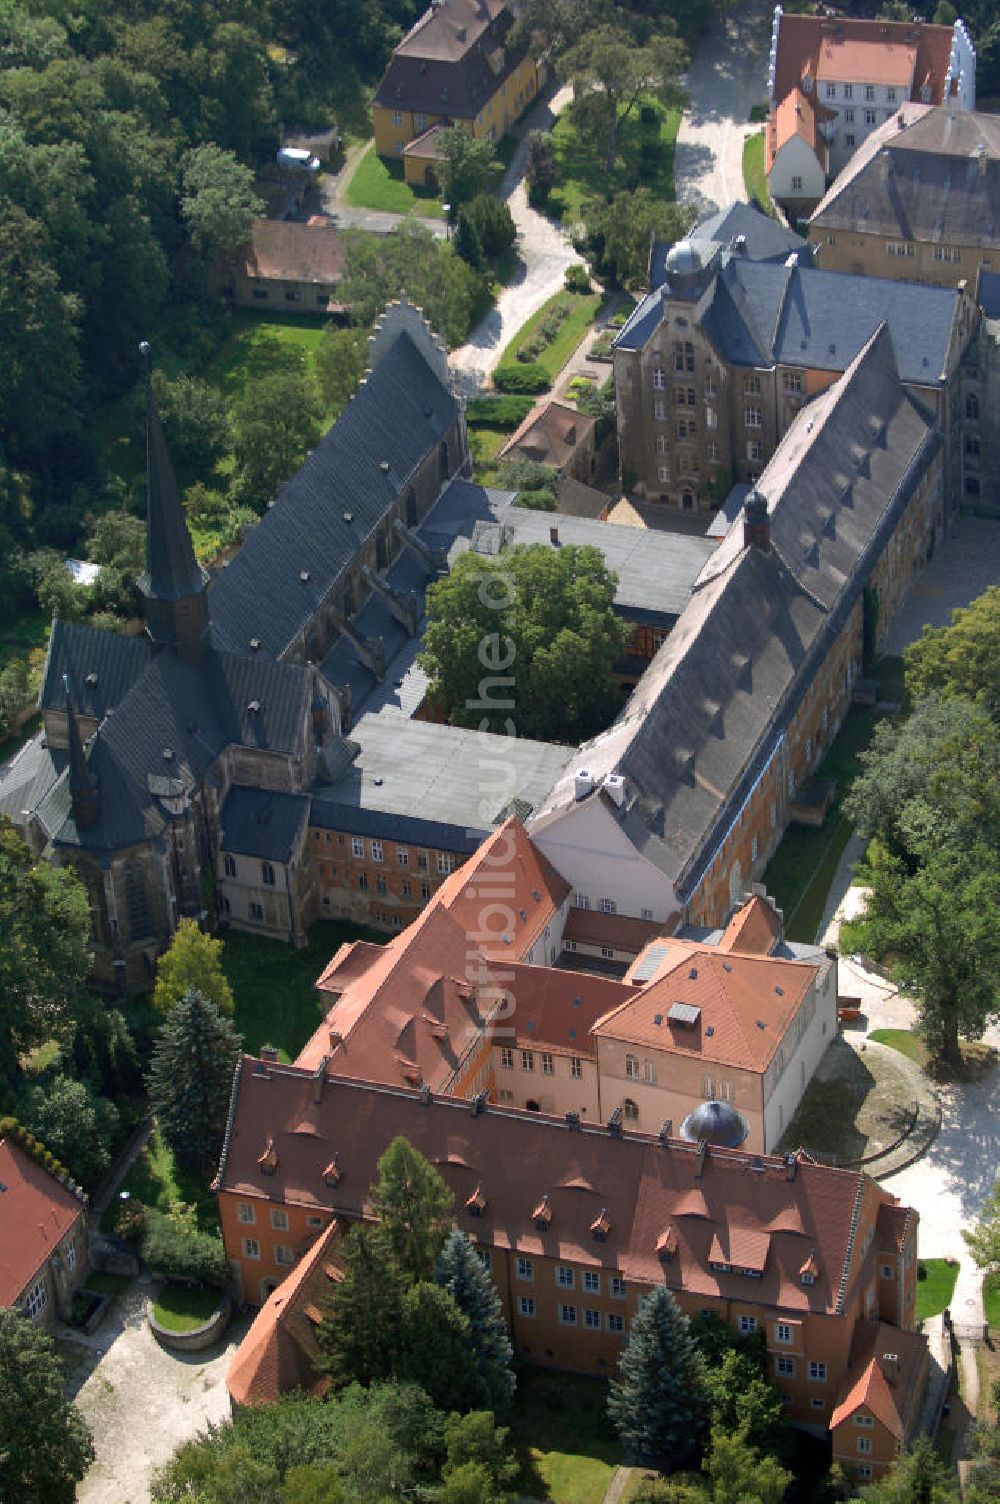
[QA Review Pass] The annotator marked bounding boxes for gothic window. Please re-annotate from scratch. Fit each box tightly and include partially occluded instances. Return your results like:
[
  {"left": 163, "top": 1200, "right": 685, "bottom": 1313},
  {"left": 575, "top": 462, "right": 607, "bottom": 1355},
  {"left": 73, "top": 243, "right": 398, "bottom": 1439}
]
[
  {"left": 966, "top": 393, "right": 980, "bottom": 421},
  {"left": 438, "top": 440, "right": 449, "bottom": 482},
  {"left": 405, "top": 487, "right": 417, "bottom": 526},
  {"left": 123, "top": 858, "right": 152, "bottom": 941},
  {"left": 375, "top": 530, "right": 388, "bottom": 571}
]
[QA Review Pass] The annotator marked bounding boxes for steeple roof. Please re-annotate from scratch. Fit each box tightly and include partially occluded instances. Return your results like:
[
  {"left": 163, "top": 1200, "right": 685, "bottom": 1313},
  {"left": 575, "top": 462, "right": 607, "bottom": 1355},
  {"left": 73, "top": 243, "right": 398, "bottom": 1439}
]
[{"left": 138, "top": 343, "right": 208, "bottom": 604}]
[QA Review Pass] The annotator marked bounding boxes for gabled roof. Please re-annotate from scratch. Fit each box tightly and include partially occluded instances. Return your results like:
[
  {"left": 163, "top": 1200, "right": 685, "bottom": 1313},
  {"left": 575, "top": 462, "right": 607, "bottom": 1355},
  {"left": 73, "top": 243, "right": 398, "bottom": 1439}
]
[
  {"left": 208, "top": 330, "right": 459, "bottom": 659},
  {"left": 226, "top": 1220, "right": 342, "bottom": 1406},
  {"left": 719, "top": 894, "right": 783, "bottom": 956},
  {"left": 810, "top": 106, "right": 1000, "bottom": 249},
  {"left": 40, "top": 619, "right": 151, "bottom": 721},
  {"left": 650, "top": 204, "right": 809, "bottom": 289},
  {"left": 830, "top": 1322, "right": 929, "bottom": 1439},
  {"left": 435, "top": 815, "right": 571, "bottom": 961},
  {"left": 0, "top": 1136, "right": 86, "bottom": 1306},
  {"left": 373, "top": 0, "right": 525, "bottom": 122},
  {"left": 220, "top": 787, "right": 311, "bottom": 862},
  {"left": 244, "top": 220, "right": 346, "bottom": 286},
  {"left": 772, "top": 14, "right": 958, "bottom": 112},
  {"left": 498, "top": 400, "right": 597, "bottom": 470},
  {"left": 767, "top": 87, "right": 832, "bottom": 173},
  {"left": 215, "top": 1060, "right": 907, "bottom": 1317}
]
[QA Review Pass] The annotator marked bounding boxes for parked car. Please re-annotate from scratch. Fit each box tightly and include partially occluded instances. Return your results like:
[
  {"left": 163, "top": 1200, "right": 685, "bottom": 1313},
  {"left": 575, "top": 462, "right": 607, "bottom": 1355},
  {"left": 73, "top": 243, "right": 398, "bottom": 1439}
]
[{"left": 277, "top": 147, "right": 321, "bottom": 172}]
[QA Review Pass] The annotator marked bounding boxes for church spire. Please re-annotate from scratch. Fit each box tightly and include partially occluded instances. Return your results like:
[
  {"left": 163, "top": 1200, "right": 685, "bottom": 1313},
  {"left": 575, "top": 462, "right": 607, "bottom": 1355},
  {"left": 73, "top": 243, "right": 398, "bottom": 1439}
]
[
  {"left": 137, "top": 341, "right": 210, "bottom": 663},
  {"left": 64, "top": 675, "right": 99, "bottom": 832}
]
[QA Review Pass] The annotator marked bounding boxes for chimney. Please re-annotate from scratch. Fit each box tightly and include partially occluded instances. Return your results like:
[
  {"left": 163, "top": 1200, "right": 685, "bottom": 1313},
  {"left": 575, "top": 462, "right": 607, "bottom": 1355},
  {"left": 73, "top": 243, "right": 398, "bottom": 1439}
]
[
  {"left": 574, "top": 768, "right": 595, "bottom": 801},
  {"left": 743, "top": 487, "right": 770, "bottom": 552},
  {"left": 881, "top": 1352, "right": 901, "bottom": 1386},
  {"left": 260, "top": 1045, "right": 279, "bottom": 1063},
  {"left": 879, "top": 151, "right": 890, "bottom": 183},
  {"left": 328, "top": 1029, "right": 343, "bottom": 1051},
  {"left": 784, "top": 1152, "right": 797, "bottom": 1180},
  {"left": 976, "top": 142, "right": 987, "bottom": 175},
  {"left": 312, "top": 1055, "right": 330, "bottom": 1104},
  {"left": 695, "top": 1139, "right": 708, "bottom": 1178},
  {"left": 550, "top": 524, "right": 560, "bottom": 545}
]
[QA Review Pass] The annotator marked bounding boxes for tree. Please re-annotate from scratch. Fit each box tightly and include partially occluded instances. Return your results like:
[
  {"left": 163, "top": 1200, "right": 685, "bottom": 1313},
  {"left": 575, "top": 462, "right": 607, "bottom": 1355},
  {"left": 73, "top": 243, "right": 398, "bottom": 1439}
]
[
  {"left": 153, "top": 917, "right": 235, "bottom": 1017},
  {"left": 702, "top": 1347, "right": 785, "bottom": 1456},
  {"left": 607, "top": 1286, "right": 710, "bottom": 1468},
  {"left": 437, "top": 125, "right": 501, "bottom": 213},
  {"left": 441, "top": 1411, "right": 518, "bottom": 1500},
  {"left": 904, "top": 587, "right": 1000, "bottom": 718},
  {"left": 0, "top": 1307, "right": 94, "bottom": 1502},
  {"left": 563, "top": 25, "right": 687, "bottom": 174},
  {"left": 857, "top": 1437, "right": 959, "bottom": 1503},
  {"left": 420, "top": 544, "right": 631, "bottom": 742},
  {"left": 0, "top": 819, "right": 92, "bottom": 1092},
  {"left": 232, "top": 372, "right": 323, "bottom": 512},
  {"left": 371, "top": 1135, "right": 454, "bottom": 1280},
  {"left": 463, "top": 195, "right": 517, "bottom": 262},
  {"left": 525, "top": 131, "right": 558, "bottom": 206},
  {"left": 963, "top": 1180, "right": 1000, "bottom": 1275},
  {"left": 181, "top": 144, "right": 264, "bottom": 260},
  {"left": 583, "top": 191, "right": 696, "bottom": 289},
  {"left": 20, "top": 1073, "right": 119, "bottom": 1191},
  {"left": 340, "top": 224, "right": 482, "bottom": 348},
  {"left": 152, "top": 373, "right": 232, "bottom": 491},
  {"left": 434, "top": 1231, "right": 515, "bottom": 1414},
  {"left": 702, "top": 1424, "right": 790, "bottom": 1504},
  {"left": 0, "top": 657, "right": 29, "bottom": 739},
  {"left": 146, "top": 987, "right": 243, "bottom": 1169},
  {"left": 314, "top": 326, "right": 368, "bottom": 415},
  {"left": 86, "top": 508, "right": 146, "bottom": 618},
  {"left": 281, "top": 1464, "right": 347, "bottom": 1504},
  {"left": 318, "top": 1223, "right": 406, "bottom": 1387},
  {"left": 848, "top": 838, "right": 1000, "bottom": 1065},
  {"left": 399, "top": 1281, "right": 485, "bottom": 1412},
  {"left": 454, "top": 207, "right": 484, "bottom": 269}
]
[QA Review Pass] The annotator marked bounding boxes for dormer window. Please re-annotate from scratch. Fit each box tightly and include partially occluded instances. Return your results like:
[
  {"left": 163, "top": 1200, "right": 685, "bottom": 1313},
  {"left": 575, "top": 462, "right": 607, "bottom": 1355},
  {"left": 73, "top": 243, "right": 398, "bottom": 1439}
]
[
  {"left": 802, "top": 1271, "right": 816, "bottom": 1286},
  {"left": 466, "top": 1183, "right": 487, "bottom": 1218},
  {"left": 323, "top": 1155, "right": 342, "bottom": 1188},
  {"left": 532, "top": 1194, "right": 552, "bottom": 1231},
  {"left": 802, "top": 72, "right": 813, "bottom": 94},
  {"left": 591, "top": 1208, "right": 611, "bottom": 1242},
  {"left": 257, "top": 1137, "right": 279, "bottom": 1176}
]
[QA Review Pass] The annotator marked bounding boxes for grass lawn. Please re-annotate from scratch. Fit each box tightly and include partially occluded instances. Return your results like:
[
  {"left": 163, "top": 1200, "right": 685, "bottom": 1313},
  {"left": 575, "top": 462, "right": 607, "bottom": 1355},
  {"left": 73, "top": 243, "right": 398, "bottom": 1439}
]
[
  {"left": 206, "top": 311, "right": 334, "bottom": 417},
  {"left": 500, "top": 290, "right": 604, "bottom": 380},
  {"left": 220, "top": 919, "right": 387, "bottom": 1061},
  {"left": 761, "top": 656, "right": 904, "bottom": 943},
  {"left": 984, "top": 1274, "right": 1000, "bottom": 1329},
  {"left": 742, "top": 130, "right": 774, "bottom": 214},
  {"left": 469, "top": 425, "right": 509, "bottom": 483},
  {"left": 915, "top": 1257, "right": 960, "bottom": 1321},
  {"left": 510, "top": 1369, "right": 619, "bottom": 1504},
  {"left": 549, "top": 99, "right": 681, "bottom": 224},
  {"left": 152, "top": 1283, "right": 222, "bottom": 1332},
  {"left": 344, "top": 144, "right": 443, "bottom": 217},
  {"left": 101, "top": 1128, "right": 218, "bottom": 1236},
  {"left": 868, "top": 1029, "right": 930, "bottom": 1068}
]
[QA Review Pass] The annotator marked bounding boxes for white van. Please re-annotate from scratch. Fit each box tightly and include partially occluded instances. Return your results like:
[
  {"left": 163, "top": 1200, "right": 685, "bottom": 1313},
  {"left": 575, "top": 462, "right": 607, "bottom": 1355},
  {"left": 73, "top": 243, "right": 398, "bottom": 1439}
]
[{"left": 276, "top": 147, "right": 321, "bottom": 172}]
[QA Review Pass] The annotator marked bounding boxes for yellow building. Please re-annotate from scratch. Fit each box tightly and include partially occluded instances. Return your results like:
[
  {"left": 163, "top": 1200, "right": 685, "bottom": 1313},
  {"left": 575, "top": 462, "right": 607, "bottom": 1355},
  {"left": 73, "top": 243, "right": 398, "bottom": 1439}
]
[{"left": 372, "top": 0, "right": 541, "bottom": 186}]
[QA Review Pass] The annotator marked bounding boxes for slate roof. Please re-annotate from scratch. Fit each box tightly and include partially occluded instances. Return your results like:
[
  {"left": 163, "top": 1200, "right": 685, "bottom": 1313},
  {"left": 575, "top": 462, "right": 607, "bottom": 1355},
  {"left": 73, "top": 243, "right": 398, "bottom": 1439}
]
[
  {"left": 650, "top": 203, "right": 810, "bottom": 289},
  {"left": 373, "top": 0, "right": 526, "bottom": 122},
  {"left": 617, "top": 253, "right": 962, "bottom": 389},
  {"left": 810, "top": 106, "right": 1000, "bottom": 249},
  {"left": 40, "top": 620, "right": 151, "bottom": 720},
  {"left": 0, "top": 734, "right": 65, "bottom": 825},
  {"left": 535, "top": 326, "right": 939, "bottom": 897},
  {"left": 35, "top": 644, "right": 312, "bottom": 852},
  {"left": 208, "top": 331, "right": 459, "bottom": 659},
  {"left": 219, "top": 787, "right": 311, "bottom": 862},
  {"left": 471, "top": 507, "right": 716, "bottom": 624}
]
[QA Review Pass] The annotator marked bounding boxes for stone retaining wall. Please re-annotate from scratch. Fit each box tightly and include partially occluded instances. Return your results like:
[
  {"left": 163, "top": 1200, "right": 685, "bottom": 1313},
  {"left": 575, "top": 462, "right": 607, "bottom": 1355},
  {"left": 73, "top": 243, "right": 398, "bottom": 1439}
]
[{"left": 148, "top": 1294, "right": 232, "bottom": 1353}]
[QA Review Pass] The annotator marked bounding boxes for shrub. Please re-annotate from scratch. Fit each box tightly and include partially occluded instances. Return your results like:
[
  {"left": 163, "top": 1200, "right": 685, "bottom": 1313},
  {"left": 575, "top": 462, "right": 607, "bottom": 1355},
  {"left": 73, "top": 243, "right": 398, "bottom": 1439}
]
[
  {"left": 639, "top": 140, "right": 663, "bottom": 163},
  {"left": 492, "top": 363, "right": 551, "bottom": 395},
  {"left": 141, "top": 1208, "right": 230, "bottom": 1288},
  {"left": 564, "top": 263, "right": 592, "bottom": 294},
  {"left": 640, "top": 103, "right": 661, "bottom": 125},
  {"left": 465, "top": 395, "right": 534, "bottom": 429}
]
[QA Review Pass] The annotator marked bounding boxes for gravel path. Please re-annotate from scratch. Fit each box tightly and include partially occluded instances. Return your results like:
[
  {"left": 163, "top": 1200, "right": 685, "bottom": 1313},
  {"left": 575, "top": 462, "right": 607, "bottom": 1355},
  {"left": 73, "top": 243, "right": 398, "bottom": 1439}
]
[
  {"left": 68, "top": 1285, "right": 250, "bottom": 1504},
  {"left": 450, "top": 85, "right": 577, "bottom": 396},
  {"left": 673, "top": 3, "right": 770, "bottom": 217}
]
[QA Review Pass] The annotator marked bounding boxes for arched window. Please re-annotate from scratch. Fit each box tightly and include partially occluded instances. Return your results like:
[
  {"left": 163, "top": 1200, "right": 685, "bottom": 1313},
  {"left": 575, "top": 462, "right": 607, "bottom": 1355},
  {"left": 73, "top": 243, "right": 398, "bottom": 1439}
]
[
  {"left": 438, "top": 440, "right": 449, "bottom": 482},
  {"left": 123, "top": 857, "right": 152, "bottom": 942},
  {"left": 623, "top": 1098, "right": 640, "bottom": 1122},
  {"left": 966, "top": 393, "right": 980, "bottom": 421},
  {"left": 625, "top": 1053, "right": 639, "bottom": 1080}
]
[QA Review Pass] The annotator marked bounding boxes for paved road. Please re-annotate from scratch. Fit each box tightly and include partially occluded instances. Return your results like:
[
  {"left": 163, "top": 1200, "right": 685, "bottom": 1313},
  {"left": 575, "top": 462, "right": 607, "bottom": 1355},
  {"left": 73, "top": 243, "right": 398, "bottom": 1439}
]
[
  {"left": 673, "top": 2, "right": 771, "bottom": 218},
  {"left": 450, "top": 85, "right": 578, "bottom": 396}
]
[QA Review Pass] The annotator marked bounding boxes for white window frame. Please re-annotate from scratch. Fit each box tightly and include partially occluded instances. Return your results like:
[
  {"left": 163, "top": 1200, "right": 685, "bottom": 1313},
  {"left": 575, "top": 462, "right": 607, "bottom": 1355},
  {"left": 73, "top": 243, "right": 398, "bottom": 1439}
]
[
  {"left": 856, "top": 1437, "right": 873, "bottom": 1455},
  {"left": 775, "top": 1354, "right": 795, "bottom": 1377},
  {"left": 584, "top": 1270, "right": 601, "bottom": 1294},
  {"left": 351, "top": 837, "right": 364, "bottom": 859},
  {"left": 570, "top": 1057, "right": 583, "bottom": 1079},
  {"left": 270, "top": 1208, "right": 289, "bottom": 1231},
  {"left": 610, "top": 1276, "right": 627, "bottom": 1300},
  {"left": 775, "top": 1322, "right": 793, "bottom": 1344},
  {"left": 558, "top": 1304, "right": 577, "bottom": 1326},
  {"left": 809, "top": 1360, "right": 827, "bottom": 1382},
  {"left": 541, "top": 1052, "right": 554, "bottom": 1076},
  {"left": 517, "top": 1257, "right": 534, "bottom": 1282},
  {"left": 500, "top": 1046, "right": 514, "bottom": 1070},
  {"left": 555, "top": 1265, "right": 575, "bottom": 1289},
  {"left": 243, "top": 1238, "right": 261, "bottom": 1260},
  {"left": 519, "top": 1296, "right": 536, "bottom": 1317},
  {"left": 237, "top": 1202, "right": 256, "bottom": 1224},
  {"left": 521, "top": 1049, "right": 534, "bottom": 1072},
  {"left": 607, "top": 1312, "right": 625, "bottom": 1333},
  {"left": 24, "top": 1279, "right": 47, "bottom": 1319},
  {"left": 274, "top": 1245, "right": 295, "bottom": 1266},
  {"left": 370, "top": 840, "right": 383, "bottom": 863},
  {"left": 584, "top": 1308, "right": 601, "bottom": 1329},
  {"left": 739, "top": 1314, "right": 757, "bottom": 1334}
]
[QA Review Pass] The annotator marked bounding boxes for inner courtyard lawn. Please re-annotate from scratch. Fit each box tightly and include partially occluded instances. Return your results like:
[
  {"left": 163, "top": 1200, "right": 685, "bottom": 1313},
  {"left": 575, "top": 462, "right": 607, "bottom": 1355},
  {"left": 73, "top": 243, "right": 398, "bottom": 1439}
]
[
  {"left": 549, "top": 98, "right": 681, "bottom": 224},
  {"left": 509, "top": 1369, "right": 620, "bottom": 1504}
]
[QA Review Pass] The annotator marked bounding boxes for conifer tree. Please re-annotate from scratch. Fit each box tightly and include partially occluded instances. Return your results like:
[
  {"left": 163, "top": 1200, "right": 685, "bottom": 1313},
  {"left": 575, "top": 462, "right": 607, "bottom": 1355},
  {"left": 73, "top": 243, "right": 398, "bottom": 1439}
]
[
  {"left": 371, "top": 1136, "right": 454, "bottom": 1281},
  {"left": 435, "top": 1230, "right": 515, "bottom": 1415},
  {"left": 399, "top": 1282, "right": 484, "bottom": 1413},
  {"left": 317, "top": 1224, "right": 405, "bottom": 1388},
  {"left": 607, "top": 1286, "right": 710, "bottom": 1468},
  {"left": 146, "top": 986, "right": 243, "bottom": 1170}
]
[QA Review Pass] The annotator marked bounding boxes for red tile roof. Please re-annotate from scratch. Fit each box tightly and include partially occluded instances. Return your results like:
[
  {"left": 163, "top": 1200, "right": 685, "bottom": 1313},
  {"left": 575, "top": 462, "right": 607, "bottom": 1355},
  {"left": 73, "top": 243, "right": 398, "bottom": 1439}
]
[
  {"left": 772, "top": 14, "right": 956, "bottom": 110},
  {"left": 766, "top": 88, "right": 833, "bottom": 173},
  {"left": 830, "top": 1321, "right": 928, "bottom": 1440},
  {"left": 498, "top": 964, "right": 634, "bottom": 1056},
  {"left": 563, "top": 906, "right": 672, "bottom": 955},
  {"left": 718, "top": 895, "right": 783, "bottom": 956},
  {"left": 245, "top": 220, "right": 345, "bottom": 287},
  {"left": 0, "top": 1137, "right": 86, "bottom": 1306},
  {"left": 216, "top": 1060, "right": 913, "bottom": 1318},
  {"left": 435, "top": 816, "right": 571, "bottom": 962},
  {"left": 601, "top": 940, "right": 818, "bottom": 1072},
  {"left": 226, "top": 1221, "right": 343, "bottom": 1407}
]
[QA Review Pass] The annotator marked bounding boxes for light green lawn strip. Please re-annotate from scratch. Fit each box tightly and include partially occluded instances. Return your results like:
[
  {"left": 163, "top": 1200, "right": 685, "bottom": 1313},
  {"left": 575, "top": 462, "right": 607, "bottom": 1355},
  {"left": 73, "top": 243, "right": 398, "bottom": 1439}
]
[
  {"left": 550, "top": 99, "right": 681, "bottom": 224},
  {"left": 868, "top": 1029, "right": 930, "bottom": 1068},
  {"left": 915, "top": 1258, "right": 960, "bottom": 1321},
  {"left": 152, "top": 1284, "right": 222, "bottom": 1332},
  {"left": 500, "top": 290, "right": 603, "bottom": 379},
  {"left": 344, "top": 143, "right": 443, "bottom": 217},
  {"left": 742, "top": 129, "right": 775, "bottom": 214}
]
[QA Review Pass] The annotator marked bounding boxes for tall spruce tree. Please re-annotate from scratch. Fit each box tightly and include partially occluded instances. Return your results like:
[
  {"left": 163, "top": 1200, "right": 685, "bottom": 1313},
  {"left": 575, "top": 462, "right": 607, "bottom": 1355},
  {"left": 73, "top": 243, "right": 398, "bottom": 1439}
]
[
  {"left": 435, "top": 1230, "right": 516, "bottom": 1415},
  {"left": 607, "top": 1286, "right": 710, "bottom": 1467},
  {"left": 318, "top": 1224, "right": 405, "bottom": 1388},
  {"left": 146, "top": 986, "right": 243, "bottom": 1170},
  {"left": 371, "top": 1136, "right": 455, "bottom": 1281},
  {"left": 399, "top": 1282, "right": 485, "bottom": 1413}
]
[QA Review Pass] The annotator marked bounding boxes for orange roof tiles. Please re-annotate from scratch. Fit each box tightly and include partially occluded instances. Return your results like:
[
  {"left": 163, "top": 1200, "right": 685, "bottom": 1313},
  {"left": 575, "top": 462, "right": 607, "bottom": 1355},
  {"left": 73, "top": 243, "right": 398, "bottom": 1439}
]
[
  {"left": 498, "top": 964, "right": 633, "bottom": 1057},
  {"left": 831, "top": 1356, "right": 902, "bottom": 1437},
  {"left": 245, "top": 220, "right": 345, "bottom": 286},
  {"left": 599, "top": 941, "right": 818, "bottom": 1073},
  {"left": 767, "top": 88, "right": 832, "bottom": 173},
  {"left": 563, "top": 906, "right": 672, "bottom": 955},
  {"left": 772, "top": 14, "right": 956, "bottom": 111},
  {"left": 217, "top": 1061, "right": 913, "bottom": 1318},
  {"left": 718, "top": 895, "right": 782, "bottom": 956},
  {"left": 0, "top": 1137, "right": 86, "bottom": 1307},
  {"left": 831, "top": 1320, "right": 928, "bottom": 1439},
  {"left": 435, "top": 816, "right": 571, "bottom": 962},
  {"left": 226, "top": 1220, "right": 343, "bottom": 1407}
]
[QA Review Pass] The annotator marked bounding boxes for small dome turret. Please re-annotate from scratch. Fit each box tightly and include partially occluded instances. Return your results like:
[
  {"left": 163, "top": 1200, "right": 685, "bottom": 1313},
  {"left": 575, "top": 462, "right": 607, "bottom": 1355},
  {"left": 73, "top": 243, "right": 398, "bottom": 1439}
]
[{"left": 679, "top": 1099, "right": 750, "bottom": 1149}]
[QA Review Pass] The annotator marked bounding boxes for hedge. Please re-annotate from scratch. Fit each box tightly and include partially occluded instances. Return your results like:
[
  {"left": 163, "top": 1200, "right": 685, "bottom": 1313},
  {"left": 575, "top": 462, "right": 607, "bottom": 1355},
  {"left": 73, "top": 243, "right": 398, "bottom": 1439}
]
[
  {"left": 0, "top": 1115, "right": 81, "bottom": 1193},
  {"left": 492, "top": 363, "right": 551, "bottom": 395},
  {"left": 465, "top": 394, "right": 535, "bottom": 430},
  {"left": 141, "top": 1208, "right": 230, "bottom": 1288}
]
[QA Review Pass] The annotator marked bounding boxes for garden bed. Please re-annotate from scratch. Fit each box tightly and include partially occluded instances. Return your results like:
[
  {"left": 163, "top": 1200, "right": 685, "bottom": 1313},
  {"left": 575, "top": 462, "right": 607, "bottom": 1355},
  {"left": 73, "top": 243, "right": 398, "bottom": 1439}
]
[
  {"left": 499, "top": 290, "right": 603, "bottom": 382},
  {"left": 149, "top": 1286, "right": 232, "bottom": 1352}
]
